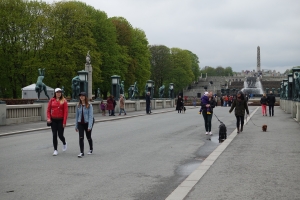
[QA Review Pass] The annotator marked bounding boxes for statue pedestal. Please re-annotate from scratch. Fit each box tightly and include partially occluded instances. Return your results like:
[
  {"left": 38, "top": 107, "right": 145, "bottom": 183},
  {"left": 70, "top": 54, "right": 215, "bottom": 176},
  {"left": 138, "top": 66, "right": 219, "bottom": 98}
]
[
  {"left": 0, "top": 101, "right": 6, "bottom": 125},
  {"left": 33, "top": 100, "right": 49, "bottom": 121}
]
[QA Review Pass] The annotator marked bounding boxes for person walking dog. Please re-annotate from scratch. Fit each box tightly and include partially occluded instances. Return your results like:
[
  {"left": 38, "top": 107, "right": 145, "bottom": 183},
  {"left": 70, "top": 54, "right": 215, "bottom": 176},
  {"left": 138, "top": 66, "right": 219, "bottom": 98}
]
[
  {"left": 47, "top": 88, "right": 68, "bottom": 156},
  {"left": 229, "top": 91, "right": 249, "bottom": 133},
  {"left": 75, "top": 92, "right": 94, "bottom": 158}
]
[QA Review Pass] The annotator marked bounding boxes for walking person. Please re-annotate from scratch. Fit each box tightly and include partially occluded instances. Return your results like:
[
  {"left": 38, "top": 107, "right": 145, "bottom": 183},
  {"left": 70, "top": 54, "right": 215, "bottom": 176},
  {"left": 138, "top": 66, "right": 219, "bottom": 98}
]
[
  {"left": 100, "top": 101, "right": 106, "bottom": 116},
  {"left": 75, "top": 92, "right": 94, "bottom": 158},
  {"left": 229, "top": 91, "right": 249, "bottom": 133},
  {"left": 260, "top": 93, "right": 267, "bottom": 116},
  {"left": 176, "top": 95, "right": 183, "bottom": 113},
  {"left": 47, "top": 88, "right": 68, "bottom": 156},
  {"left": 119, "top": 94, "right": 127, "bottom": 115},
  {"left": 267, "top": 91, "right": 276, "bottom": 117},
  {"left": 220, "top": 95, "right": 224, "bottom": 107},
  {"left": 200, "top": 91, "right": 216, "bottom": 135},
  {"left": 106, "top": 95, "right": 114, "bottom": 116},
  {"left": 112, "top": 96, "right": 116, "bottom": 116},
  {"left": 146, "top": 92, "right": 151, "bottom": 114}
]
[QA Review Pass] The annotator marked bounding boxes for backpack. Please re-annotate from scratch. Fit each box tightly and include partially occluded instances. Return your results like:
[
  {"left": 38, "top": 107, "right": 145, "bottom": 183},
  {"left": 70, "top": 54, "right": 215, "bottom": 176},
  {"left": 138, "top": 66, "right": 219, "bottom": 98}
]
[{"left": 219, "top": 122, "right": 227, "bottom": 141}]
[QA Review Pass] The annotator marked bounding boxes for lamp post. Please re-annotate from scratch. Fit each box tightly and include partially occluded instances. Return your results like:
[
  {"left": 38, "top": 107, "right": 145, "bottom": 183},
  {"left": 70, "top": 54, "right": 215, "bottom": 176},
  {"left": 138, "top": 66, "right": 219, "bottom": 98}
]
[
  {"left": 288, "top": 73, "right": 293, "bottom": 100},
  {"left": 78, "top": 70, "right": 88, "bottom": 95},
  {"left": 146, "top": 80, "right": 154, "bottom": 99},
  {"left": 292, "top": 67, "right": 300, "bottom": 101},
  {"left": 111, "top": 75, "right": 120, "bottom": 100},
  {"left": 169, "top": 83, "right": 174, "bottom": 99}
]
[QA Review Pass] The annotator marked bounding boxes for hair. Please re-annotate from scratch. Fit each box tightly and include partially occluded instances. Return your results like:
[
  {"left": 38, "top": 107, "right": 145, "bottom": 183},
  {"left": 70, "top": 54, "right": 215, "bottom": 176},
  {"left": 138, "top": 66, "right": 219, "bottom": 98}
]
[
  {"left": 263, "top": 93, "right": 266, "bottom": 97},
  {"left": 78, "top": 95, "right": 90, "bottom": 108},
  {"left": 53, "top": 92, "right": 65, "bottom": 104},
  {"left": 236, "top": 91, "right": 245, "bottom": 100}
]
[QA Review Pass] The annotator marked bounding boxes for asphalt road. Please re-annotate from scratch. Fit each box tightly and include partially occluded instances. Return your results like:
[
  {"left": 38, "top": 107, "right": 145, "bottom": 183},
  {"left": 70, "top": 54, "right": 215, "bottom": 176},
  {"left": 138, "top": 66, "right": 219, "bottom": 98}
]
[{"left": 0, "top": 106, "right": 256, "bottom": 200}]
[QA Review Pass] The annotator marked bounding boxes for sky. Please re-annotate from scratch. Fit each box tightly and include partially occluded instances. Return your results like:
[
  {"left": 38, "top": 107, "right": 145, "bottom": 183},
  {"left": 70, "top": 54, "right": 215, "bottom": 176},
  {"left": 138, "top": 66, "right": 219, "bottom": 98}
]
[{"left": 44, "top": 0, "right": 300, "bottom": 73}]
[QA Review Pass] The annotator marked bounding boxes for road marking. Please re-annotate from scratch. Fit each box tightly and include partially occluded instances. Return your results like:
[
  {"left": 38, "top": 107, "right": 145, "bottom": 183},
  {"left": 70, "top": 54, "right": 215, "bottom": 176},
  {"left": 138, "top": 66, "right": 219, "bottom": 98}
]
[{"left": 165, "top": 106, "right": 259, "bottom": 200}]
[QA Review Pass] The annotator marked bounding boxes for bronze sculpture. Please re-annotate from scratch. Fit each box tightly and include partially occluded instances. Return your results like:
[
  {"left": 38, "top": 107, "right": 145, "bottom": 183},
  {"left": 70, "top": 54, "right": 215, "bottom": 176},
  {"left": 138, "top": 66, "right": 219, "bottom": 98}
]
[{"left": 35, "top": 68, "right": 50, "bottom": 100}]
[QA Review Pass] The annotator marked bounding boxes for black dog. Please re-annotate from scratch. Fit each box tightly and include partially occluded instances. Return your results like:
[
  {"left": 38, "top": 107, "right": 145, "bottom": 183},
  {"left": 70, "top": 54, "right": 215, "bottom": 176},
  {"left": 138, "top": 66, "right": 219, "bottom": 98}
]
[{"left": 181, "top": 106, "right": 186, "bottom": 113}]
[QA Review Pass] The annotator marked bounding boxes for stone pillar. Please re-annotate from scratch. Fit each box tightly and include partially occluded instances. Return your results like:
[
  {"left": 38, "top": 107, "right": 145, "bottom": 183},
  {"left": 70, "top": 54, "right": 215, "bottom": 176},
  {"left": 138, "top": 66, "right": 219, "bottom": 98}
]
[
  {"left": 34, "top": 101, "right": 48, "bottom": 121},
  {"left": 296, "top": 102, "right": 300, "bottom": 122},
  {"left": 85, "top": 64, "right": 93, "bottom": 100},
  {"left": 135, "top": 100, "right": 140, "bottom": 111},
  {"left": 0, "top": 101, "right": 6, "bottom": 125},
  {"left": 162, "top": 100, "right": 166, "bottom": 108},
  {"left": 286, "top": 100, "right": 291, "bottom": 114},
  {"left": 291, "top": 101, "right": 296, "bottom": 118},
  {"left": 151, "top": 100, "right": 155, "bottom": 110}
]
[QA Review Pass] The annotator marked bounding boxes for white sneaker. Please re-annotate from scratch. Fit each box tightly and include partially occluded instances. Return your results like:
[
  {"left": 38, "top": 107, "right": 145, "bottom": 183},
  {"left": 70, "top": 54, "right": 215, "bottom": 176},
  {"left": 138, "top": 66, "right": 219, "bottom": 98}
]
[
  {"left": 62, "top": 142, "right": 67, "bottom": 152},
  {"left": 205, "top": 132, "right": 208, "bottom": 135},
  {"left": 87, "top": 150, "right": 93, "bottom": 155},
  {"left": 209, "top": 132, "right": 213, "bottom": 135},
  {"left": 53, "top": 150, "right": 58, "bottom": 156},
  {"left": 78, "top": 153, "right": 84, "bottom": 158}
]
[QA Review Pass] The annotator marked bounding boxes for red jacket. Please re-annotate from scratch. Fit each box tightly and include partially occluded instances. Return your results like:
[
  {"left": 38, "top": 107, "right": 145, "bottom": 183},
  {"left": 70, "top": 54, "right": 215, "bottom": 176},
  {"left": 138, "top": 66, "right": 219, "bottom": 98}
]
[{"left": 47, "top": 98, "right": 68, "bottom": 125}]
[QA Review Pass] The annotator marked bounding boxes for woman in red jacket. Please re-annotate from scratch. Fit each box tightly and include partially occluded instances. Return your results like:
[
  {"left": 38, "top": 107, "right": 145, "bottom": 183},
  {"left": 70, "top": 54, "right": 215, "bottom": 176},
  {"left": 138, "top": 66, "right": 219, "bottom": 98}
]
[
  {"left": 106, "top": 95, "right": 114, "bottom": 116},
  {"left": 47, "top": 88, "right": 68, "bottom": 156}
]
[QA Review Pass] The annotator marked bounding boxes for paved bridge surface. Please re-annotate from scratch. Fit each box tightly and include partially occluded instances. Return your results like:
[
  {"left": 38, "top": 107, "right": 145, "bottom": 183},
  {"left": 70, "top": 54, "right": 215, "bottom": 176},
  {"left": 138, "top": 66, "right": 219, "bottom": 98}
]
[{"left": 0, "top": 106, "right": 299, "bottom": 200}]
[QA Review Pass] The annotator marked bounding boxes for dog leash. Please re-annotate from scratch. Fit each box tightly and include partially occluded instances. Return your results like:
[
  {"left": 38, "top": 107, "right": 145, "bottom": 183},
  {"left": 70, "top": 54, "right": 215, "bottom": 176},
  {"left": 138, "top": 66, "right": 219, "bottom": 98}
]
[{"left": 214, "top": 113, "right": 223, "bottom": 124}]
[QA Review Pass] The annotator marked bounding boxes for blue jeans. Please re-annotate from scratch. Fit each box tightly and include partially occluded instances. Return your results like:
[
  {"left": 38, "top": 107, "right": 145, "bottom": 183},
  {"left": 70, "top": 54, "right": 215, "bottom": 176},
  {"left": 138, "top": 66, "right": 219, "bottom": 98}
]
[{"left": 119, "top": 108, "right": 126, "bottom": 115}]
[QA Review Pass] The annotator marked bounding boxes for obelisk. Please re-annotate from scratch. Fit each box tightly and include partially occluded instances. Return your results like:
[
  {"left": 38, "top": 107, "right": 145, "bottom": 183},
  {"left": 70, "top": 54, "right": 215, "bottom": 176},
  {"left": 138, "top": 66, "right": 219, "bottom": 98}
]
[{"left": 257, "top": 46, "right": 261, "bottom": 72}]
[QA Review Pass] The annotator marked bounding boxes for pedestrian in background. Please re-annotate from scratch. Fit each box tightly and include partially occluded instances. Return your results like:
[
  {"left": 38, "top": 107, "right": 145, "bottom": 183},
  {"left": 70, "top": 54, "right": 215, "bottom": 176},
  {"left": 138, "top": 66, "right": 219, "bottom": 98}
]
[
  {"left": 106, "top": 95, "right": 114, "bottom": 116},
  {"left": 112, "top": 96, "right": 116, "bottom": 116},
  {"left": 100, "top": 101, "right": 106, "bottom": 116},
  {"left": 220, "top": 95, "right": 224, "bottom": 107},
  {"left": 176, "top": 95, "right": 183, "bottom": 113},
  {"left": 146, "top": 92, "right": 151, "bottom": 114},
  {"left": 75, "top": 92, "right": 94, "bottom": 158},
  {"left": 229, "top": 91, "right": 249, "bottom": 133},
  {"left": 47, "top": 88, "right": 68, "bottom": 156},
  {"left": 267, "top": 91, "right": 276, "bottom": 117},
  {"left": 200, "top": 91, "right": 215, "bottom": 135},
  {"left": 119, "top": 94, "right": 127, "bottom": 115},
  {"left": 260, "top": 93, "right": 267, "bottom": 116}
]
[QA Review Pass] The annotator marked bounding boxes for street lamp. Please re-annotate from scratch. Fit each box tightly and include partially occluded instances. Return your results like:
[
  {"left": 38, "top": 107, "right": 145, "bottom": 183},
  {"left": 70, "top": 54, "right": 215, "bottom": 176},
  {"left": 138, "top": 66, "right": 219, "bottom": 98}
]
[
  {"left": 111, "top": 75, "right": 120, "bottom": 100},
  {"left": 77, "top": 70, "right": 88, "bottom": 94},
  {"left": 288, "top": 73, "right": 293, "bottom": 100},
  {"left": 169, "top": 83, "right": 174, "bottom": 99}
]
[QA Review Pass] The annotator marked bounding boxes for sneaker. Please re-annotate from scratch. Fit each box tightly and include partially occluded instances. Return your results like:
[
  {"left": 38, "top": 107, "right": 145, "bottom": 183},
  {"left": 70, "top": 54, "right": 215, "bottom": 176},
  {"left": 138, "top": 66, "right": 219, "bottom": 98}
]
[
  {"left": 62, "top": 142, "right": 67, "bottom": 151},
  {"left": 53, "top": 150, "right": 58, "bottom": 156},
  {"left": 78, "top": 153, "right": 84, "bottom": 158},
  {"left": 87, "top": 150, "right": 93, "bottom": 155},
  {"left": 124, "top": 113, "right": 126, "bottom": 115},
  {"left": 205, "top": 132, "right": 208, "bottom": 135},
  {"left": 209, "top": 132, "right": 213, "bottom": 135}
]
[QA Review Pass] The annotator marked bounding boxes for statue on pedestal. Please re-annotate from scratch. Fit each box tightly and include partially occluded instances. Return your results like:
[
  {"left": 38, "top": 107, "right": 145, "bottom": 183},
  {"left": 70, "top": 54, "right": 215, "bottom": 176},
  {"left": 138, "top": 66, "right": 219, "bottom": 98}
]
[
  {"left": 86, "top": 50, "right": 91, "bottom": 65},
  {"left": 72, "top": 75, "right": 80, "bottom": 99},
  {"left": 35, "top": 68, "right": 50, "bottom": 100},
  {"left": 128, "top": 86, "right": 133, "bottom": 99},
  {"left": 120, "top": 81, "right": 124, "bottom": 94},
  {"left": 159, "top": 85, "right": 165, "bottom": 98},
  {"left": 131, "top": 81, "right": 139, "bottom": 99}
]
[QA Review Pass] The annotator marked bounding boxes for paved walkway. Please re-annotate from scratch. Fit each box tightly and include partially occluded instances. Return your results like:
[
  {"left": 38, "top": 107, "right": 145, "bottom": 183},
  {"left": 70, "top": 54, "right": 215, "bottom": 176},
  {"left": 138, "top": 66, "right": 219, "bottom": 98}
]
[
  {"left": 1, "top": 106, "right": 300, "bottom": 200},
  {"left": 167, "top": 106, "right": 300, "bottom": 200}
]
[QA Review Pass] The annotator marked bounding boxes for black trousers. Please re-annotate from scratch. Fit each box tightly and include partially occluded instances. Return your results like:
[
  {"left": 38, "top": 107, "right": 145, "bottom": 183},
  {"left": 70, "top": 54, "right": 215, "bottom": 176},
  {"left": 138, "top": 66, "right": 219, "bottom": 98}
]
[
  {"left": 78, "top": 123, "right": 93, "bottom": 153},
  {"left": 51, "top": 118, "right": 66, "bottom": 150},
  {"left": 236, "top": 116, "right": 244, "bottom": 128},
  {"left": 202, "top": 112, "right": 212, "bottom": 132},
  {"left": 146, "top": 103, "right": 150, "bottom": 113},
  {"left": 269, "top": 105, "right": 274, "bottom": 116}
]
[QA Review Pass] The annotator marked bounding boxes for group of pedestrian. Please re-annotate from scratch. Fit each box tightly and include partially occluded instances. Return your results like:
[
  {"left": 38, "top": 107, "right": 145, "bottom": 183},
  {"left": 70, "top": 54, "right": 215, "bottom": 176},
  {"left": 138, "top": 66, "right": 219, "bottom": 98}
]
[
  {"left": 260, "top": 91, "right": 276, "bottom": 116},
  {"left": 100, "top": 95, "right": 127, "bottom": 116},
  {"left": 197, "top": 90, "right": 250, "bottom": 135},
  {"left": 47, "top": 89, "right": 94, "bottom": 158}
]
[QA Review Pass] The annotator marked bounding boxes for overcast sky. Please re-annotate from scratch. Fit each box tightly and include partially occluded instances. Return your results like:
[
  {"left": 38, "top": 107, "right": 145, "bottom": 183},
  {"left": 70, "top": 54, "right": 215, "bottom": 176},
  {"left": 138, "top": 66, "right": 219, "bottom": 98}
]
[{"left": 45, "top": 0, "right": 300, "bottom": 73}]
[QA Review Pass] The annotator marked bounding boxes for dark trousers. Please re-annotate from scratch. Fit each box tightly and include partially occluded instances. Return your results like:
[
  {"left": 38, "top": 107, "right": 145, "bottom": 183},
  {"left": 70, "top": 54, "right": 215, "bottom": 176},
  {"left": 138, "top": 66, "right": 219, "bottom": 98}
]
[
  {"left": 202, "top": 112, "right": 212, "bottom": 132},
  {"left": 78, "top": 123, "right": 93, "bottom": 153},
  {"left": 51, "top": 118, "right": 66, "bottom": 150},
  {"left": 236, "top": 115, "right": 244, "bottom": 128},
  {"left": 269, "top": 105, "right": 274, "bottom": 116},
  {"left": 146, "top": 103, "right": 150, "bottom": 113}
]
